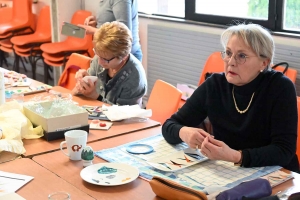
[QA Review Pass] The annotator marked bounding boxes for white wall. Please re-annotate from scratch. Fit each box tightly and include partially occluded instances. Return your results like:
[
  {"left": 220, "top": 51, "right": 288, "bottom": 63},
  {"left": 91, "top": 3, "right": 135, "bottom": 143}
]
[{"left": 139, "top": 16, "right": 300, "bottom": 74}]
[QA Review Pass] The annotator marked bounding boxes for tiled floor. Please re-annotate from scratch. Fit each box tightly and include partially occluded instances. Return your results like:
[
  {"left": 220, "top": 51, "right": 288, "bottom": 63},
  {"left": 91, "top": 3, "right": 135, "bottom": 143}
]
[{"left": 1, "top": 56, "right": 54, "bottom": 86}]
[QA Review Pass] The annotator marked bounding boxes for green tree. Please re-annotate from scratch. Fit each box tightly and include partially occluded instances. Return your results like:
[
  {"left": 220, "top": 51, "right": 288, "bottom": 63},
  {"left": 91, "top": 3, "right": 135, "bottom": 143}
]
[
  {"left": 285, "top": 0, "right": 300, "bottom": 29},
  {"left": 247, "top": 0, "right": 268, "bottom": 19},
  {"left": 248, "top": 0, "right": 300, "bottom": 30}
]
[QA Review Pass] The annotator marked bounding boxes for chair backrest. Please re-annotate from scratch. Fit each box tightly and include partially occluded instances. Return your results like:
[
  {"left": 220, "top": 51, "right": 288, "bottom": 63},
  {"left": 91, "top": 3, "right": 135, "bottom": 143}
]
[
  {"left": 198, "top": 52, "right": 224, "bottom": 86},
  {"left": 0, "top": 7, "right": 12, "bottom": 23},
  {"left": 64, "top": 10, "right": 93, "bottom": 53},
  {"left": 273, "top": 65, "right": 297, "bottom": 83},
  {"left": 35, "top": 6, "right": 51, "bottom": 39},
  {"left": 58, "top": 53, "right": 91, "bottom": 90},
  {"left": 12, "top": 0, "right": 35, "bottom": 32},
  {"left": 146, "top": 79, "right": 182, "bottom": 124},
  {"left": 297, "top": 97, "right": 300, "bottom": 162}
]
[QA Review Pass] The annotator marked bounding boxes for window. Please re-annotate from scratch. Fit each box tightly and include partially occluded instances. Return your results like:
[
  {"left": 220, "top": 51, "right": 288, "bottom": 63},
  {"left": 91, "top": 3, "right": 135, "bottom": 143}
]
[
  {"left": 138, "top": 0, "right": 300, "bottom": 35},
  {"left": 138, "top": 0, "right": 184, "bottom": 18},
  {"left": 283, "top": 0, "right": 300, "bottom": 32}
]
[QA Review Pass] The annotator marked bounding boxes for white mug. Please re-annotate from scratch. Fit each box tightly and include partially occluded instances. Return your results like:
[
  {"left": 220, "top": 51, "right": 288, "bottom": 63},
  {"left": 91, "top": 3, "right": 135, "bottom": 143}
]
[{"left": 60, "top": 130, "right": 87, "bottom": 160}]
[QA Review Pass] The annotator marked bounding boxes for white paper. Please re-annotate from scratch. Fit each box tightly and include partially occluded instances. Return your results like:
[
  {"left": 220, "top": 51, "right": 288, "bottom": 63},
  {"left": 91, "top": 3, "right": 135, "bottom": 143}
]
[
  {"left": 102, "top": 105, "right": 152, "bottom": 121},
  {"left": 0, "top": 171, "right": 34, "bottom": 197},
  {"left": 0, "top": 193, "right": 25, "bottom": 200}
]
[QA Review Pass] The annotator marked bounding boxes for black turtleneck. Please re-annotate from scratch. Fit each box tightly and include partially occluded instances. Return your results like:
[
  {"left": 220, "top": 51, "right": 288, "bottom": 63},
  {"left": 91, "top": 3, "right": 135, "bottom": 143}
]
[{"left": 162, "top": 70, "right": 299, "bottom": 172}]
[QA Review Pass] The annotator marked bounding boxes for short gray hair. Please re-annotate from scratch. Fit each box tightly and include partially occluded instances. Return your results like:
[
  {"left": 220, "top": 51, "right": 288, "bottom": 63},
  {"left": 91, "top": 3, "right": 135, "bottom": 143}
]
[{"left": 221, "top": 23, "right": 274, "bottom": 68}]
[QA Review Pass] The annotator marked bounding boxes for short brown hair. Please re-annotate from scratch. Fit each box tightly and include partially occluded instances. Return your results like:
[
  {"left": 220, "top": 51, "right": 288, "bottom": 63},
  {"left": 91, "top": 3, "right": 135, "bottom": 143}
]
[{"left": 93, "top": 21, "right": 132, "bottom": 59}]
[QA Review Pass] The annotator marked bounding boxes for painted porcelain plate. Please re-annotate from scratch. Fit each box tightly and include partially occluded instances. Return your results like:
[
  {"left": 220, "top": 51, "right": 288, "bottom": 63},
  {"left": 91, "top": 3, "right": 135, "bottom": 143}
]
[
  {"left": 80, "top": 163, "right": 139, "bottom": 186},
  {"left": 126, "top": 144, "right": 154, "bottom": 154}
]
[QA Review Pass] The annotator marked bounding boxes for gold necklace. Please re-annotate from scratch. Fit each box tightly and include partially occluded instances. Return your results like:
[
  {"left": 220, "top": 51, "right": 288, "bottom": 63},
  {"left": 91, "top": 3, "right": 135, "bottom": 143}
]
[{"left": 232, "top": 87, "right": 255, "bottom": 114}]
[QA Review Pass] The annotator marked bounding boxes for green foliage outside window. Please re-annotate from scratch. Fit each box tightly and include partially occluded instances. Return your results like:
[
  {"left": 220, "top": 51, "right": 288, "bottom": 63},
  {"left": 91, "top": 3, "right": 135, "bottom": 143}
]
[{"left": 248, "top": 0, "right": 300, "bottom": 30}]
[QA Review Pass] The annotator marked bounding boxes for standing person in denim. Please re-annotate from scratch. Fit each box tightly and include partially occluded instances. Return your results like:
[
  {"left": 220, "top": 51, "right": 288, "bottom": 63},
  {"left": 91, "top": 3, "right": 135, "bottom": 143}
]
[
  {"left": 79, "top": 0, "right": 142, "bottom": 62},
  {"left": 73, "top": 21, "right": 147, "bottom": 106}
]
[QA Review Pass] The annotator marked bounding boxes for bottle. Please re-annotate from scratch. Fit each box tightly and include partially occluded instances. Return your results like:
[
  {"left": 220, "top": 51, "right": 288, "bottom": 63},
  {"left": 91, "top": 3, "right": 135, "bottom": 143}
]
[{"left": 0, "top": 71, "right": 5, "bottom": 106}]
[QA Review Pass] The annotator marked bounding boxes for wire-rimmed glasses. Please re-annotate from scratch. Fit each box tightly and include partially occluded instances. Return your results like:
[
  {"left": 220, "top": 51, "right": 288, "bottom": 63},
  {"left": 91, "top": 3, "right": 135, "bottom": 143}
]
[
  {"left": 220, "top": 51, "right": 259, "bottom": 65},
  {"left": 93, "top": 48, "right": 115, "bottom": 64}
]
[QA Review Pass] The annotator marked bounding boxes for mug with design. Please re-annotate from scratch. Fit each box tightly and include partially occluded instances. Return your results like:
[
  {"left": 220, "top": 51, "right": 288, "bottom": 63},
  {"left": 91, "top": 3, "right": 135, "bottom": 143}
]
[{"left": 60, "top": 130, "right": 87, "bottom": 160}]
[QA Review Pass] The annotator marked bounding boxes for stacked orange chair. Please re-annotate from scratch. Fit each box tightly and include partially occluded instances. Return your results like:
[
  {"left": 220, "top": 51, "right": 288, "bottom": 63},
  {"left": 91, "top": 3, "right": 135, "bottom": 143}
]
[
  {"left": 10, "top": 6, "right": 51, "bottom": 80},
  {"left": 0, "top": 0, "right": 35, "bottom": 71},
  {"left": 58, "top": 53, "right": 91, "bottom": 90},
  {"left": 0, "top": 7, "right": 13, "bottom": 67},
  {"left": 0, "top": 0, "right": 35, "bottom": 38},
  {"left": 40, "top": 10, "right": 93, "bottom": 83}
]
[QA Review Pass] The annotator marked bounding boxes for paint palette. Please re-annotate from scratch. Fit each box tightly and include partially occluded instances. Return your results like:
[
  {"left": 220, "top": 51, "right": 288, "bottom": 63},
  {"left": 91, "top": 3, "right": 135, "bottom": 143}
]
[
  {"left": 5, "top": 85, "right": 51, "bottom": 98},
  {"left": 89, "top": 120, "right": 113, "bottom": 130},
  {"left": 80, "top": 163, "right": 139, "bottom": 186}
]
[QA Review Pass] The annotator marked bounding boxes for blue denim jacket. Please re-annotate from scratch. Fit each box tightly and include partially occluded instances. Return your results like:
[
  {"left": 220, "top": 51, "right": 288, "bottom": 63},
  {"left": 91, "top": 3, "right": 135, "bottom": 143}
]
[{"left": 88, "top": 54, "right": 147, "bottom": 105}]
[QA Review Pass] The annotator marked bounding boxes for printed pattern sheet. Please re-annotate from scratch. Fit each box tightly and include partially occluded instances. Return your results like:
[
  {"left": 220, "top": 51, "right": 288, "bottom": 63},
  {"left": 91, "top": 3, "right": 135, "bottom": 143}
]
[{"left": 95, "top": 134, "right": 281, "bottom": 192}]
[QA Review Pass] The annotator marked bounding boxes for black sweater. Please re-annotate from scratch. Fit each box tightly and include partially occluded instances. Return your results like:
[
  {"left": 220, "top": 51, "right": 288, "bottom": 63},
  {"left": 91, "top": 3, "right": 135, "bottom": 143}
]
[{"left": 162, "top": 70, "right": 299, "bottom": 172}]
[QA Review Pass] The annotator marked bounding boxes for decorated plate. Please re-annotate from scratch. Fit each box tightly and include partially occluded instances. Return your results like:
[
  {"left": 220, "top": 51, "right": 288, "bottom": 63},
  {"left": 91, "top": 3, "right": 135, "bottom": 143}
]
[{"left": 80, "top": 163, "right": 139, "bottom": 186}]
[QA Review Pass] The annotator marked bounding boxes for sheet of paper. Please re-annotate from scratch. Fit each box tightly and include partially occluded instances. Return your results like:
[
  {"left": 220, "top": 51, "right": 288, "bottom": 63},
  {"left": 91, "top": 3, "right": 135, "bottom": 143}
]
[
  {"left": 0, "top": 192, "right": 25, "bottom": 200},
  {"left": 0, "top": 171, "right": 34, "bottom": 197}
]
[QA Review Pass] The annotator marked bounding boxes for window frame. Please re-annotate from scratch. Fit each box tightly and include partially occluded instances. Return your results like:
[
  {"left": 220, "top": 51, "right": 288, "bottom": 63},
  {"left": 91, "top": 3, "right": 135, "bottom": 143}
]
[{"left": 185, "top": 0, "right": 277, "bottom": 30}]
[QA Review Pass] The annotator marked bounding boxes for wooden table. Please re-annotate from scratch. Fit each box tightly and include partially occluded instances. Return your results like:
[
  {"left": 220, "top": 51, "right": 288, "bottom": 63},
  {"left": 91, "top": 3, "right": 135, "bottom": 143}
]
[
  {"left": 22, "top": 86, "right": 160, "bottom": 158},
  {"left": 33, "top": 126, "right": 162, "bottom": 200},
  {"left": 32, "top": 126, "right": 300, "bottom": 199},
  {"left": 0, "top": 158, "right": 94, "bottom": 200}
]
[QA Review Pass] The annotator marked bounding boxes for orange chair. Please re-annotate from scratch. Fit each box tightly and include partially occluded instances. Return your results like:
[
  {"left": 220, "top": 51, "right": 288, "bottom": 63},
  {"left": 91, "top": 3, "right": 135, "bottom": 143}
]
[
  {"left": 272, "top": 65, "right": 297, "bottom": 83},
  {"left": 9, "top": 6, "right": 51, "bottom": 79},
  {"left": 0, "top": 7, "right": 13, "bottom": 67},
  {"left": 40, "top": 10, "right": 92, "bottom": 66},
  {"left": 58, "top": 53, "right": 91, "bottom": 90},
  {"left": 297, "top": 97, "right": 300, "bottom": 163},
  {"left": 0, "top": 0, "right": 35, "bottom": 38},
  {"left": 178, "top": 52, "right": 224, "bottom": 109},
  {"left": 147, "top": 79, "right": 182, "bottom": 124},
  {"left": 198, "top": 51, "right": 224, "bottom": 85}
]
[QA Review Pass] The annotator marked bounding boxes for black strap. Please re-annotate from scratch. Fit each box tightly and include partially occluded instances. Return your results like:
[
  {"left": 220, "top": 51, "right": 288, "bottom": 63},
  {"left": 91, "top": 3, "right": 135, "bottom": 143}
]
[{"left": 272, "top": 62, "right": 289, "bottom": 74}]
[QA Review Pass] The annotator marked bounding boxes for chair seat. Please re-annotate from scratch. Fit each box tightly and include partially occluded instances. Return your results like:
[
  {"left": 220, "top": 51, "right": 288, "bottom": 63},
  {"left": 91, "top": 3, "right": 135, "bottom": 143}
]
[
  {"left": 0, "top": 32, "right": 13, "bottom": 39},
  {"left": 0, "top": 45, "right": 13, "bottom": 53},
  {"left": 44, "top": 58, "right": 66, "bottom": 67},
  {"left": 14, "top": 45, "right": 41, "bottom": 53},
  {"left": 0, "top": 39, "right": 12, "bottom": 48},
  {"left": 0, "top": 21, "right": 33, "bottom": 34},
  {"left": 14, "top": 50, "right": 30, "bottom": 57},
  {"left": 11, "top": 33, "right": 51, "bottom": 46},
  {"left": 40, "top": 40, "right": 89, "bottom": 54},
  {"left": 42, "top": 52, "right": 69, "bottom": 62}
]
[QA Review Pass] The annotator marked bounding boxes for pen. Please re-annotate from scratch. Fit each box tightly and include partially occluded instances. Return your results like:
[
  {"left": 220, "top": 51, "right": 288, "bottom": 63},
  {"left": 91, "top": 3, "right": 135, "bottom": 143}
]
[{"left": 0, "top": 175, "right": 25, "bottom": 181}]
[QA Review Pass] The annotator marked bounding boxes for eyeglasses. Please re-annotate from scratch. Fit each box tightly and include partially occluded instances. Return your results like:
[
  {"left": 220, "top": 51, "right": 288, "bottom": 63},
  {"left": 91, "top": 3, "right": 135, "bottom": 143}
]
[
  {"left": 220, "top": 51, "right": 258, "bottom": 65},
  {"left": 93, "top": 48, "right": 116, "bottom": 64}
]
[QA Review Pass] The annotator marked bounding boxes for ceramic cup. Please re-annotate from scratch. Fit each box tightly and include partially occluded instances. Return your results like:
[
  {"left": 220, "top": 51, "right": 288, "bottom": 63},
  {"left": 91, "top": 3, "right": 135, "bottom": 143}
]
[{"left": 60, "top": 130, "right": 87, "bottom": 160}]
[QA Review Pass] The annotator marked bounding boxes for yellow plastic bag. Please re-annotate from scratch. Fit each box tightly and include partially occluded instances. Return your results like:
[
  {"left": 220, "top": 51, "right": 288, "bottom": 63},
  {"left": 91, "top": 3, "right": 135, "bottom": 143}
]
[{"left": 0, "top": 101, "right": 43, "bottom": 154}]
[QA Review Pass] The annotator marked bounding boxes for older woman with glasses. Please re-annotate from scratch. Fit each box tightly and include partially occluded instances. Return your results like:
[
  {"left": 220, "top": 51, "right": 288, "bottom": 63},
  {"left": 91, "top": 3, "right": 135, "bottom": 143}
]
[
  {"left": 72, "top": 21, "right": 147, "bottom": 106},
  {"left": 162, "top": 23, "right": 299, "bottom": 172}
]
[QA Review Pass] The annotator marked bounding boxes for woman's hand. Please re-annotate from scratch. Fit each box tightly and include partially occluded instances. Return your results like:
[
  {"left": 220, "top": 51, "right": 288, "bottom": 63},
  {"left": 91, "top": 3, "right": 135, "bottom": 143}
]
[
  {"left": 77, "top": 16, "right": 97, "bottom": 35},
  {"left": 179, "top": 127, "right": 210, "bottom": 149},
  {"left": 75, "top": 79, "right": 99, "bottom": 99},
  {"left": 77, "top": 24, "right": 97, "bottom": 35},
  {"left": 75, "top": 69, "right": 89, "bottom": 80},
  {"left": 200, "top": 136, "right": 241, "bottom": 163},
  {"left": 84, "top": 16, "right": 97, "bottom": 27}
]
